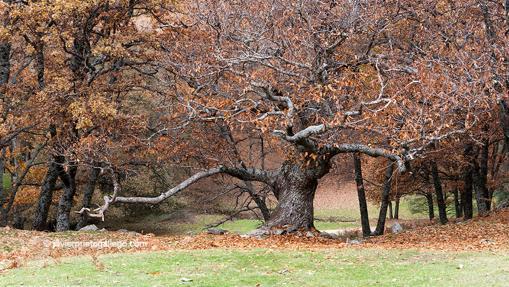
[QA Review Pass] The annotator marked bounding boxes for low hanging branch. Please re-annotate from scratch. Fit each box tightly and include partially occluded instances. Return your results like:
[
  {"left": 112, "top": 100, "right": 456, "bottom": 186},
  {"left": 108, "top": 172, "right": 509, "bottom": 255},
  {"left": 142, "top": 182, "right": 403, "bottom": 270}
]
[{"left": 79, "top": 166, "right": 275, "bottom": 220}]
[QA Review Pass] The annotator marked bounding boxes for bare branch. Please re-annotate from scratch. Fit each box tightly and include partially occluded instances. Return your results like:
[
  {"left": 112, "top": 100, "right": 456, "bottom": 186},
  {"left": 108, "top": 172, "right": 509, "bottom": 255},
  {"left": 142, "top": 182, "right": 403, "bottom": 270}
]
[
  {"left": 81, "top": 165, "right": 275, "bottom": 220},
  {"left": 324, "top": 143, "right": 406, "bottom": 172},
  {"left": 273, "top": 124, "right": 325, "bottom": 142}
]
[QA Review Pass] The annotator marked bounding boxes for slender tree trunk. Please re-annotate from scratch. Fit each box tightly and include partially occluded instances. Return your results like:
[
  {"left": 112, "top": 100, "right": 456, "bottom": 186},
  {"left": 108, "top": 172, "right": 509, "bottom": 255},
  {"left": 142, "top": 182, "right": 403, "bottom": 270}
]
[
  {"left": 463, "top": 169, "right": 474, "bottom": 219},
  {"left": 499, "top": 99, "right": 509, "bottom": 149},
  {"left": 32, "top": 156, "right": 64, "bottom": 231},
  {"left": 264, "top": 160, "right": 328, "bottom": 231},
  {"left": 373, "top": 161, "right": 394, "bottom": 236},
  {"left": 0, "top": 210, "right": 6, "bottom": 227},
  {"left": 353, "top": 153, "right": 371, "bottom": 237},
  {"left": 56, "top": 165, "right": 78, "bottom": 231},
  {"left": 463, "top": 145, "right": 474, "bottom": 219},
  {"left": 0, "top": 41, "right": 9, "bottom": 226},
  {"left": 0, "top": 42, "right": 10, "bottom": 87},
  {"left": 431, "top": 161, "right": 448, "bottom": 224},
  {"left": 425, "top": 193, "right": 435, "bottom": 221},
  {"left": 35, "top": 40, "right": 45, "bottom": 88},
  {"left": 243, "top": 181, "right": 271, "bottom": 222},
  {"left": 12, "top": 207, "right": 25, "bottom": 230},
  {"left": 473, "top": 141, "right": 490, "bottom": 215},
  {"left": 77, "top": 166, "right": 101, "bottom": 229},
  {"left": 453, "top": 188, "right": 462, "bottom": 218},
  {"left": 0, "top": 148, "right": 5, "bottom": 226},
  {"left": 472, "top": 161, "right": 489, "bottom": 216},
  {"left": 459, "top": 188, "right": 465, "bottom": 217},
  {"left": 394, "top": 197, "right": 400, "bottom": 220},
  {"left": 479, "top": 139, "right": 490, "bottom": 211},
  {"left": 388, "top": 201, "right": 394, "bottom": 219}
]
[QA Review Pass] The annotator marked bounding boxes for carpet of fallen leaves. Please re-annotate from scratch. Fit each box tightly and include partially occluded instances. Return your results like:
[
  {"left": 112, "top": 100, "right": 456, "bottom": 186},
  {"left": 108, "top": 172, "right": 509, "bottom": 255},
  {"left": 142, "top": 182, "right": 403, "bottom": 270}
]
[{"left": 1, "top": 209, "right": 509, "bottom": 271}]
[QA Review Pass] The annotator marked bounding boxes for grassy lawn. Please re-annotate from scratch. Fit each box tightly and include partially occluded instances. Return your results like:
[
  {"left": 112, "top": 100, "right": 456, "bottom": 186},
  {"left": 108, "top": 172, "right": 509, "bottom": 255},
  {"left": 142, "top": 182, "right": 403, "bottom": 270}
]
[
  {"left": 2, "top": 249, "right": 508, "bottom": 286},
  {"left": 218, "top": 218, "right": 358, "bottom": 233},
  {"left": 113, "top": 214, "right": 361, "bottom": 236},
  {"left": 315, "top": 197, "right": 426, "bottom": 222}
]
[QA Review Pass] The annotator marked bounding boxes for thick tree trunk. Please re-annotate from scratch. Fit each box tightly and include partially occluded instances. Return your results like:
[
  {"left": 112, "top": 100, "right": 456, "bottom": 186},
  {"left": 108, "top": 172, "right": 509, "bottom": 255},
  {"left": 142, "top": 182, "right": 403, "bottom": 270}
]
[
  {"left": 32, "top": 156, "right": 64, "bottom": 231},
  {"left": 394, "top": 197, "right": 400, "bottom": 220},
  {"left": 56, "top": 165, "right": 78, "bottom": 231},
  {"left": 265, "top": 181, "right": 316, "bottom": 230},
  {"left": 431, "top": 161, "right": 448, "bottom": 224},
  {"left": 264, "top": 160, "right": 328, "bottom": 231},
  {"left": 453, "top": 188, "right": 463, "bottom": 218},
  {"left": 77, "top": 166, "right": 101, "bottom": 229},
  {"left": 425, "top": 193, "right": 435, "bottom": 221},
  {"left": 373, "top": 162, "right": 394, "bottom": 236},
  {"left": 353, "top": 153, "right": 371, "bottom": 237}
]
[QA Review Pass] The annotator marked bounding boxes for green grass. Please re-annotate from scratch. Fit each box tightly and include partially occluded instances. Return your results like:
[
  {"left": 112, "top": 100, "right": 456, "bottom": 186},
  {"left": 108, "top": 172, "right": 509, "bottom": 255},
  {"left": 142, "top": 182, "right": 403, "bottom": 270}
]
[
  {"left": 112, "top": 199, "right": 423, "bottom": 236},
  {"left": 2, "top": 249, "right": 509, "bottom": 286},
  {"left": 218, "top": 219, "right": 263, "bottom": 233},
  {"left": 107, "top": 194, "right": 426, "bottom": 236},
  {"left": 141, "top": 214, "right": 360, "bottom": 234}
]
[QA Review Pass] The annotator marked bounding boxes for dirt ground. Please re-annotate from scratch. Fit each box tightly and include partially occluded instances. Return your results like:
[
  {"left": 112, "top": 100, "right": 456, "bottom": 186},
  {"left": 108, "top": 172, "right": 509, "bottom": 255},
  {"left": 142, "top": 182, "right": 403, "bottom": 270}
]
[{"left": 314, "top": 178, "right": 359, "bottom": 211}]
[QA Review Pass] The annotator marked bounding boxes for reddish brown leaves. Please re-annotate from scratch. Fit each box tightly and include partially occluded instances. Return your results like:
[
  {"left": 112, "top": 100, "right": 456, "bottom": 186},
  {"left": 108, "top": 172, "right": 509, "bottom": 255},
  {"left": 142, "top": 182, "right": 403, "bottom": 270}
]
[{"left": 2, "top": 209, "right": 509, "bottom": 272}]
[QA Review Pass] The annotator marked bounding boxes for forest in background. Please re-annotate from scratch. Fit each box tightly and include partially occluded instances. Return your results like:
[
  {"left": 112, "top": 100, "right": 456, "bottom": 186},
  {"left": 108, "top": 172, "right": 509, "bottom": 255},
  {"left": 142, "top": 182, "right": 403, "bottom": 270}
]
[{"left": 0, "top": 0, "right": 508, "bottom": 237}]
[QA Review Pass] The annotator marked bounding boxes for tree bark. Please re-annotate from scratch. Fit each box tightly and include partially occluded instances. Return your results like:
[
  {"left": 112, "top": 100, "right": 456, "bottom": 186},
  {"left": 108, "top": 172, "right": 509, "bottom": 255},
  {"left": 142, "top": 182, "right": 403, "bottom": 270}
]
[
  {"left": 373, "top": 161, "right": 394, "bottom": 236},
  {"left": 56, "top": 165, "right": 78, "bottom": 231},
  {"left": 431, "top": 161, "right": 448, "bottom": 224},
  {"left": 353, "top": 153, "right": 371, "bottom": 237},
  {"left": 77, "top": 166, "right": 101, "bottom": 229},
  {"left": 463, "top": 170, "right": 474, "bottom": 219},
  {"left": 499, "top": 99, "right": 509, "bottom": 149},
  {"left": 12, "top": 207, "right": 25, "bottom": 230},
  {"left": 473, "top": 141, "right": 490, "bottom": 215},
  {"left": 394, "top": 197, "right": 400, "bottom": 220},
  {"left": 453, "top": 188, "right": 462, "bottom": 218},
  {"left": 388, "top": 201, "right": 394, "bottom": 219},
  {"left": 0, "top": 42, "right": 10, "bottom": 87},
  {"left": 264, "top": 160, "right": 328, "bottom": 231},
  {"left": 425, "top": 193, "right": 435, "bottom": 221},
  {"left": 32, "top": 156, "right": 64, "bottom": 231},
  {"left": 463, "top": 145, "right": 474, "bottom": 219},
  {"left": 0, "top": 148, "right": 5, "bottom": 226}
]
